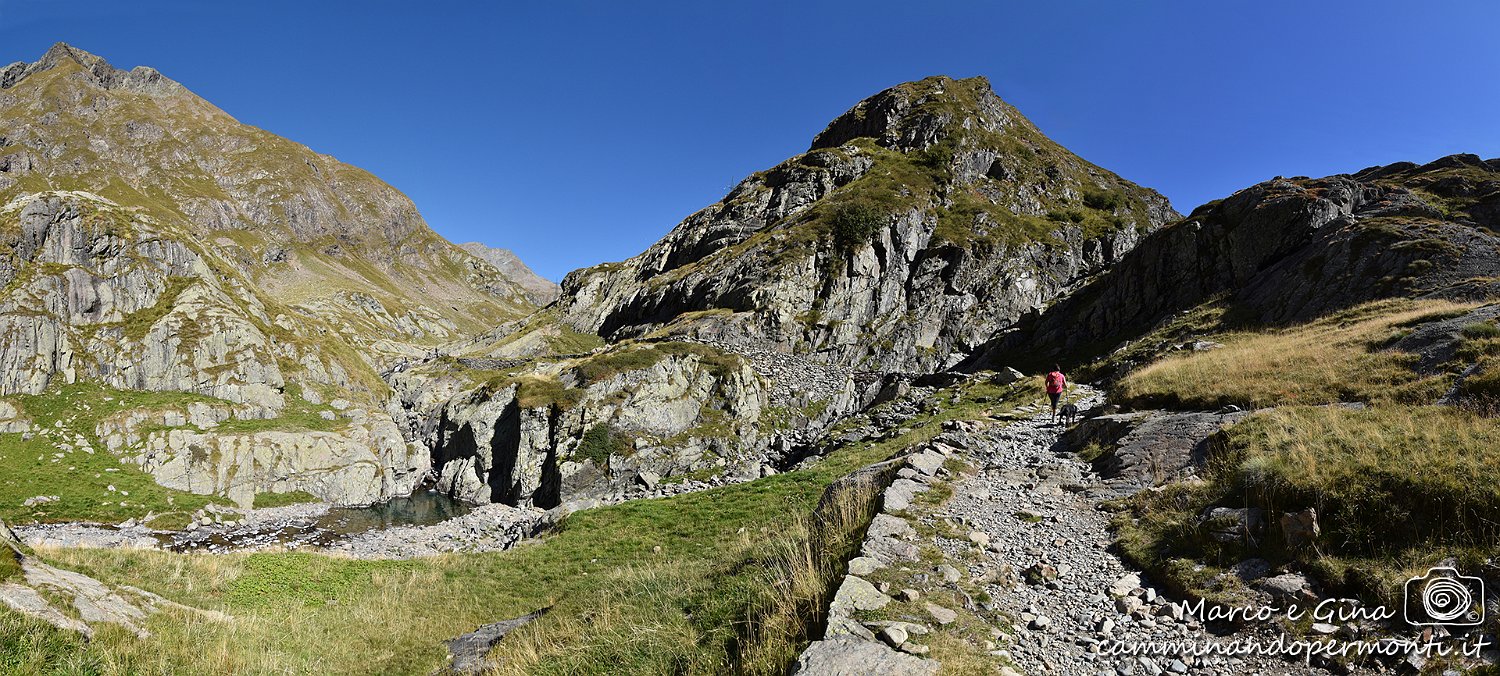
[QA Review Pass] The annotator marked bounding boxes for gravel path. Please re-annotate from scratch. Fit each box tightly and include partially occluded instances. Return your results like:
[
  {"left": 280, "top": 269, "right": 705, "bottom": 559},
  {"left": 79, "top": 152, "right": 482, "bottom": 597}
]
[{"left": 937, "top": 386, "right": 1340, "bottom": 676}]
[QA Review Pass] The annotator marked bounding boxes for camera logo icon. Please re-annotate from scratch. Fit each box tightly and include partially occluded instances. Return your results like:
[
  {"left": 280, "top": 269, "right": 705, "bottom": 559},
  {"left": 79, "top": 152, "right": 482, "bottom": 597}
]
[{"left": 1404, "top": 567, "right": 1485, "bottom": 627}]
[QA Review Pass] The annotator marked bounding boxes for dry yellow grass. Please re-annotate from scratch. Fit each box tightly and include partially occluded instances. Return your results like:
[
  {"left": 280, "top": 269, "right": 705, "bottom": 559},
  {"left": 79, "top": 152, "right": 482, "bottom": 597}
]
[
  {"left": 1110, "top": 299, "right": 1500, "bottom": 611},
  {"left": 1217, "top": 405, "right": 1500, "bottom": 552},
  {"left": 1116, "top": 299, "right": 1476, "bottom": 409}
]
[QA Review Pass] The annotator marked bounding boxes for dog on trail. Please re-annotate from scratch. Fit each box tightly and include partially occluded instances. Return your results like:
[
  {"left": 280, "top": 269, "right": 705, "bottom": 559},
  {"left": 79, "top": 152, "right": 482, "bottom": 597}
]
[{"left": 1058, "top": 402, "right": 1080, "bottom": 426}]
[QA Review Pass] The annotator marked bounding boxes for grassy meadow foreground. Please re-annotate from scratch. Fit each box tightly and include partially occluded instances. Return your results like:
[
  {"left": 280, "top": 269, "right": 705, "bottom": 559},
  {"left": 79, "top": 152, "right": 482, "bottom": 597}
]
[{"left": 1, "top": 381, "right": 1038, "bottom": 675}]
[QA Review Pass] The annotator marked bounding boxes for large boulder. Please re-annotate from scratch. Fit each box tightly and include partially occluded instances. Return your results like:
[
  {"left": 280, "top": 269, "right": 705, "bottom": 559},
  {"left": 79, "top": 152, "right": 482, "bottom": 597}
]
[{"left": 1056, "top": 409, "right": 1249, "bottom": 498}]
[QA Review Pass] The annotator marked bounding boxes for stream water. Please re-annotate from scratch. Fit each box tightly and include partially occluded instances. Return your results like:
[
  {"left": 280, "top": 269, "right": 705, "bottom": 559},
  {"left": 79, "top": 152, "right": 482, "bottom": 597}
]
[{"left": 162, "top": 489, "right": 472, "bottom": 552}]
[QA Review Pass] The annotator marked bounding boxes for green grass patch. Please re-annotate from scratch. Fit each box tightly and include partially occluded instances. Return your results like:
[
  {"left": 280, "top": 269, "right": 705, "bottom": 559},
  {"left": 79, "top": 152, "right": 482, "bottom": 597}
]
[
  {"left": 0, "top": 431, "right": 222, "bottom": 526},
  {"left": 573, "top": 424, "right": 629, "bottom": 467},
  {"left": 251, "top": 491, "right": 321, "bottom": 509},
  {"left": 0, "top": 608, "right": 121, "bottom": 675},
  {"left": 511, "top": 376, "right": 582, "bottom": 410},
  {"left": 0, "top": 546, "right": 21, "bottom": 582},
  {"left": 828, "top": 199, "right": 887, "bottom": 253},
  {"left": 3, "top": 382, "right": 229, "bottom": 525},
  {"left": 544, "top": 325, "right": 605, "bottom": 355},
  {"left": 119, "top": 276, "right": 194, "bottom": 342},
  {"left": 1076, "top": 441, "right": 1107, "bottom": 463},
  {"left": 1460, "top": 321, "right": 1500, "bottom": 340},
  {"left": 225, "top": 553, "right": 421, "bottom": 608},
  {"left": 211, "top": 384, "right": 339, "bottom": 434},
  {"left": 571, "top": 345, "right": 666, "bottom": 385}
]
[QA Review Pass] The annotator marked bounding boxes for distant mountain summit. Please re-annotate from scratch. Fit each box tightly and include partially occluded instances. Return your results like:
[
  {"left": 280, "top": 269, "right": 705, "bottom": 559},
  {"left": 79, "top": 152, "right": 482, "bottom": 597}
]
[
  {"left": 458, "top": 242, "right": 560, "bottom": 305},
  {"left": 558, "top": 76, "right": 1179, "bottom": 373}
]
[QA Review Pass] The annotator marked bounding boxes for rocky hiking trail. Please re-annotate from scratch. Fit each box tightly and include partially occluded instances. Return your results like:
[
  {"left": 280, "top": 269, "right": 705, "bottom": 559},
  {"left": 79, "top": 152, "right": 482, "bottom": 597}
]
[{"left": 799, "top": 385, "right": 1361, "bottom": 676}]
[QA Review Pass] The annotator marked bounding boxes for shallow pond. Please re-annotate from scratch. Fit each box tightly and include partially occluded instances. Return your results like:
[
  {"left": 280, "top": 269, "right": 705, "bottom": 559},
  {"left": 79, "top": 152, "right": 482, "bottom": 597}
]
[{"left": 163, "top": 489, "right": 472, "bottom": 552}]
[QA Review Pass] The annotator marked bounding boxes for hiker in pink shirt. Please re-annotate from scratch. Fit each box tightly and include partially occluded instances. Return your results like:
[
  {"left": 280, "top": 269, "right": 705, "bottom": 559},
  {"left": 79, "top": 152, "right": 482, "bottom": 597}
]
[{"left": 1045, "top": 365, "right": 1067, "bottom": 422}]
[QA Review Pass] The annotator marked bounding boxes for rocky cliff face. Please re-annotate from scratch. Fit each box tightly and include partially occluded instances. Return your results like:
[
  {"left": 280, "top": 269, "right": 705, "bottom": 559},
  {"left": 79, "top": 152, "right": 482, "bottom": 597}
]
[
  {"left": 391, "top": 341, "right": 784, "bottom": 508},
  {"left": 459, "top": 242, "right": 560, "bottom": 306},
  {"left": 0, "top": 44, "right": 546, "bottom": 508},
  {"left": 558, "top": 76, "right": 1179, "bottom": 373},
  {"left": 987, "top": 154, "right": 1500, "bottom": 368}
]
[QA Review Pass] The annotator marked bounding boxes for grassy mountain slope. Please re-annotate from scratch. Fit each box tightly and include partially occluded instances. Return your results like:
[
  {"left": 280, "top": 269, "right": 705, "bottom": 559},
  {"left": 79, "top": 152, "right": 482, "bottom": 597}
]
[
  {"left": 0, "top": 43, "right": 544, "bottom": 508},
  {"left": 0, "top": 43, "right": 536, "bottom": 357},
  {"left": 1103, "top": 297, "right": 1500, "bottom": 621}
]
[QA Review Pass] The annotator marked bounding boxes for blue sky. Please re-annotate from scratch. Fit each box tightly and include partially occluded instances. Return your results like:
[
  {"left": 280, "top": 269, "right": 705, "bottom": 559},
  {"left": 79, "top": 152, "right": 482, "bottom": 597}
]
[{"left": 1, "top": 1, "right": 1497, "bottom": 281}]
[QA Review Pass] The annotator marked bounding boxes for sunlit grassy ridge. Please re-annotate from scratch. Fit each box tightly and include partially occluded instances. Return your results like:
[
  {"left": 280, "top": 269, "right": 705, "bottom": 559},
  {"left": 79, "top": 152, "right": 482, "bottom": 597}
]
[
  {"left": 1114, "top": 298, "right": 1475, "bottom": 409},
  {"left": 4, "top": 379, "right": 1040, "bottom": 675},
  {"left": 1116, "top": 404, "right": 1500, "bottom": 607}
]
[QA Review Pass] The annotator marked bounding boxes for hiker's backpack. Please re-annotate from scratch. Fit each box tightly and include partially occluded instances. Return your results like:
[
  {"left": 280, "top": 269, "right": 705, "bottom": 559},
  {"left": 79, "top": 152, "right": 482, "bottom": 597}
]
[{"left": 1046, "top": 371, "right": 1065, "bottom": 393}]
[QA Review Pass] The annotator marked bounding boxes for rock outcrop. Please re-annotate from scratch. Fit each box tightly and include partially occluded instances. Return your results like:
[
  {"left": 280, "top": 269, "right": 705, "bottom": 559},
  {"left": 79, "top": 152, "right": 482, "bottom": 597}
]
[
  {"left": 1056, "top": 409, "right": 1250, "bottom": 499},
  {"left": 396, "top": 342, "right": 777, "bottom": 508},
  {"left": 1, "top": 517, "right": 230, "bottom": 639},
  {"left": 95, "top": 400, "right": 428, "bottom": 507},
  {"left": 1, "top": 192, "right": 285, "bottom": 409},
  {"left": 557, "top": 76, "right": 1179, "bottom": 374},
  {"left": 989, "top": 154, "right": 1500, "bottom": 368}
]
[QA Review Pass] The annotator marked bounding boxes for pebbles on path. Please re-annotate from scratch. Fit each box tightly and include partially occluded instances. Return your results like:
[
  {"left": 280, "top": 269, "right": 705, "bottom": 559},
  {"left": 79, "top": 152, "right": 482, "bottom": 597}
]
[{"left": 933, "top": 387, "right": 1356, "bottom": 675}]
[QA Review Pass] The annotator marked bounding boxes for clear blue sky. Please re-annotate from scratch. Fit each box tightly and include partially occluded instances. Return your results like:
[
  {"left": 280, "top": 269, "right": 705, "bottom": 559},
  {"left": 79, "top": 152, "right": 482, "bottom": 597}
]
[{"left": 1, "top": 1, "right": 1497, "bottom": 281}]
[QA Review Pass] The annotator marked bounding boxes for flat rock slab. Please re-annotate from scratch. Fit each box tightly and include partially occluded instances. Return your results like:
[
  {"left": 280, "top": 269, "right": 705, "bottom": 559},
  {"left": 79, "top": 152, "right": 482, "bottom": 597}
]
[
  {"left": 924, "top": 602, "right": 958, "bottom": 625},
  {"left": 847, "top": 556, "right": 884, "bottom": 576},
  {"left": 0, "top": 582, "right": 92, "bottom": 637},
  {"left": 861, "top": 535, "right": 919, "bottom": 564},
  {"left": 446, "top": 608, "right": 550, "bottom": 675},
  {"left": 882, "top": 478, "right": 928, "bottom": 512},
  {"left": 1061, "top": 410, "right": 1248, "bottom": 497},
  {"left": 24, "top": 560, "right": 149, "bottom": 636},
  {"left": 829, "top": 575, "right": 890, "bottom": 614},
  {"left": 866, "top": 514, "right": 916, "bottom": 540},
  {"left": 793, "top": 636, "right": 940, "bottom": 676},
  {"left": 906, "top": 451, "right": 945, "bottom": 476}
]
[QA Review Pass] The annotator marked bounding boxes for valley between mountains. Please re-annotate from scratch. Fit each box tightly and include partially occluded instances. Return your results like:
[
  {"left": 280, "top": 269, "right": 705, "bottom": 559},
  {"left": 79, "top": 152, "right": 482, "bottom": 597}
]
[{"left": 2, "top": 43, "right": 1500, "bottom": 676}]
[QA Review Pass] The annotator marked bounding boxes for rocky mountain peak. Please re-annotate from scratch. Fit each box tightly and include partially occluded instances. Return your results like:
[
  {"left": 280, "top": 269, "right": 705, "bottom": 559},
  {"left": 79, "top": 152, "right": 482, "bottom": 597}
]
[
  {"left": 556, "top": 75, "right": 1179, "bottom": 373},
  {"left": 809, "top": 75, "right": 1016, "bottom": 153},
  {"left": 0, "top": 42, "right": 183, "bottom": 95}
]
